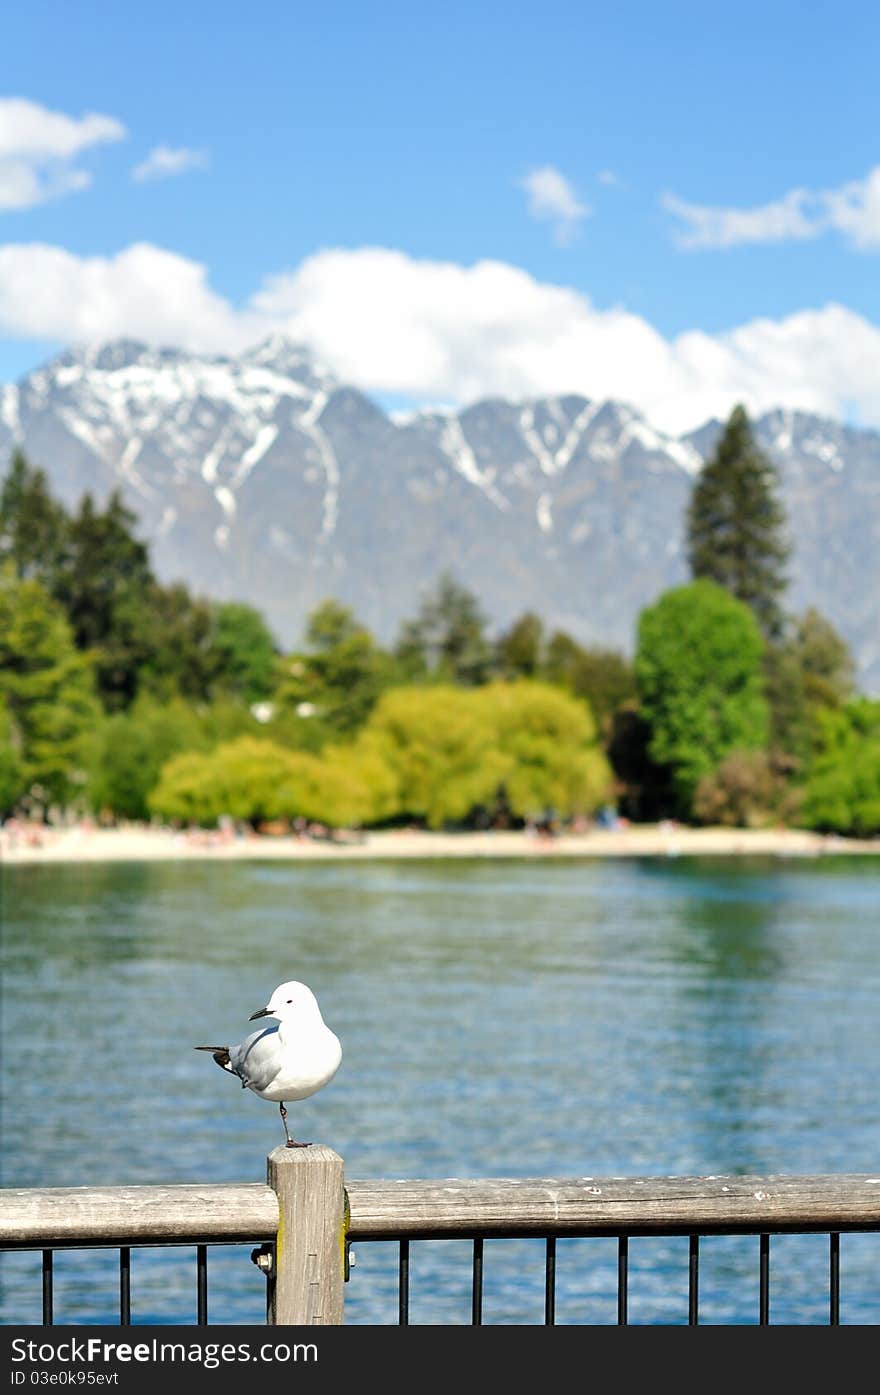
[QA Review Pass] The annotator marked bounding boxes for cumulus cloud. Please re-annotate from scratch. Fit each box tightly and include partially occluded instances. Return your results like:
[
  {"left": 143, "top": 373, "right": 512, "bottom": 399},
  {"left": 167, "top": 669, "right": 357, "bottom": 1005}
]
[
  {"left": 664, "top": 165, "right": 880, "bottom": 251},
  {"left": 0, "top": 97, "right": 125, "bottom": 210},
  {"left": 518, "top": 166, "right": 591, "bottom": 244},
  {"left": 0, "top": 241, "right": 256, "bottom": 350},
  {"left": 2, "top": 240, "right": 880, "bottom": 433},
  {"left": 131, "top": 146, "right": 209, "bottom": 183}
]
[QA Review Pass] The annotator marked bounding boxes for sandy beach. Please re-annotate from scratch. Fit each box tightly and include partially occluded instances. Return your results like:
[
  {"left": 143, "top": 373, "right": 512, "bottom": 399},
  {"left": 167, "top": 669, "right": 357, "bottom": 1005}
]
[{"left": 2, "top": 821, "right": 878, "bottom": 864}]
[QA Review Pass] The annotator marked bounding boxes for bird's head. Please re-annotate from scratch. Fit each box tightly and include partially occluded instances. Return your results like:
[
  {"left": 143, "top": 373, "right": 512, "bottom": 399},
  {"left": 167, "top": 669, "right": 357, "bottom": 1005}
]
[{"left": 249, "top": 980, "right": 321, "bottom": 1022}]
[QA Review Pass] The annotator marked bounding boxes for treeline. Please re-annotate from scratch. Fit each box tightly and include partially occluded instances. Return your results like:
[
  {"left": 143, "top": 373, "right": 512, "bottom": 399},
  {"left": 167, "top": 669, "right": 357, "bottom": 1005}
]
[{"left": 0, "top": 405, "right": 878, "bottom": 836}]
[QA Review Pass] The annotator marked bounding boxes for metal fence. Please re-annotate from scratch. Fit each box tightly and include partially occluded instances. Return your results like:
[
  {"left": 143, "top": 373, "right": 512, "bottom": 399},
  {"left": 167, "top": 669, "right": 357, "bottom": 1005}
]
[{"left": 3, "top": 1154, "right": 880, "bottom": 1325}]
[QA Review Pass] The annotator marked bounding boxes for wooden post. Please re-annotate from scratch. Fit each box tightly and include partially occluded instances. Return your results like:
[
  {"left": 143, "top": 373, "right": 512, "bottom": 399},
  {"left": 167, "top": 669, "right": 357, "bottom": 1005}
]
[{"left": 266, "top": 1145, "right": 346, "bottom": 1325}]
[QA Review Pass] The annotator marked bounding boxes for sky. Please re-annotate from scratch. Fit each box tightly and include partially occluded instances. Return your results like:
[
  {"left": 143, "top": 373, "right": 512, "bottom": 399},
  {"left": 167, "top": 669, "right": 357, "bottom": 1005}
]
[{"left": 2, "top": 0, "right": 879, "bottom": 433}]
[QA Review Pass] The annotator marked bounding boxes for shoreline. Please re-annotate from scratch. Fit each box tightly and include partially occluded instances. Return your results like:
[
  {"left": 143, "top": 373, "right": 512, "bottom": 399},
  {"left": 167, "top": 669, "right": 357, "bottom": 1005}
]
[{"left": 2, "top": 823, "right": 879, "bottom": 865}]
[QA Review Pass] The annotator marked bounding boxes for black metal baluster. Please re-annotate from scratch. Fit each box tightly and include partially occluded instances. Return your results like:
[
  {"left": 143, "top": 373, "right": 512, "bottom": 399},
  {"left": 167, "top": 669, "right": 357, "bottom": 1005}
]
[
  {"left": 829, "top": 1233, "right": 840, "bottom": 1326},
  {"left": 617, "top": 1237, "right": 628, "bottom": 1325},
  {"left": 688, "top": 1235, "right": 699, "bottom": 1325},
  {"left": 196, "top": 1245, "right": 208, "bottom": 1325},
  {"left": 472, "top": 1239, "right": 483, "bottom": 1325},
  {"left": 544, "top": 1237, "right": 556, "bottom": 1325},
  {"left": 399, "top": 1239, "right": 409, "bottom": 1325},
  {"left": 266, "top": 1243, "right": 276, "bottom": 1323},
  {"left": 119, "top": 1248, "right": 131, "bottom": 1326},
  {"left": 759, "top": 1234, "right": 770, "bottom": 1325},
  {"left": 42, "top": 1250, "right": 53, "bottom": 1325}
]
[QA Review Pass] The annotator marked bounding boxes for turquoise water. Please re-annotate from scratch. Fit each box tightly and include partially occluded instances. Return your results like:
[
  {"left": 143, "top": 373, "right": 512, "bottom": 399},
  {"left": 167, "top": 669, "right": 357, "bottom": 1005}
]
[{"left": 2, "top": 855, "right": 879, "bottom": 1324}]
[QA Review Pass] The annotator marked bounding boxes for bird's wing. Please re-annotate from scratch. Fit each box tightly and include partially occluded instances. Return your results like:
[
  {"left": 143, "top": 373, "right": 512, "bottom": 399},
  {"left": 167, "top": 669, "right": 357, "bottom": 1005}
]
[{"left": 228, "top": 1024, "right": 284, "bottom": 1092}]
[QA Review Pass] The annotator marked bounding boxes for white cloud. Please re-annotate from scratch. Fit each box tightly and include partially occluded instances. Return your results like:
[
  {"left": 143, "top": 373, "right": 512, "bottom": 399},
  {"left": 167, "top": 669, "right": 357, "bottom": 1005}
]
[
  {"left": 597, "top": 169, "right": 621, "bottom": 187},
  {"left": 0, "top": 97, "right": 125, "bottom": 211},
  {"left": 2, "top": 240, "right": 880, "bottom": 433},
  {"left": 131, "top": 146, "right": 209, "bottom": 183},
  {"left": 664, "top": 164, "right": 880, "bottom": 251},
  {"left": 0, "top": 241, "right": 256, "bottom": 350},
  {"left": 822, "top": 166, "right": 880, "bottom": 249},
  {"left": 662, "top": 188, "right": 819, "bottom": 248},
  {"left": 518, "top": 166, "right": 591, "bottom": 244}
]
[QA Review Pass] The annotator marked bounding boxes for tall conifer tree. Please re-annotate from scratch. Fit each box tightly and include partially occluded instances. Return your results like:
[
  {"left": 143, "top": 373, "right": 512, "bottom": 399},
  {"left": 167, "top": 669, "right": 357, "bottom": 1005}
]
[{"left": 687, "top": 405, "right": 789, "bottom": 639}]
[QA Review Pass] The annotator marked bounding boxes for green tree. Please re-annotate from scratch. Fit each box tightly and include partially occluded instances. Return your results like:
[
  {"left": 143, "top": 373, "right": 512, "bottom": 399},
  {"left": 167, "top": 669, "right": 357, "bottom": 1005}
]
[
  {"left": 495, "top": 612, "right": 544, "bottom": 678},
  {"left": 473, "top": 680, "right": 612, "bottom": 818},
  {"left": 141, "top": 582, "right": 220, "bottom": 703},
  {"left": 210, "top": 602, "right": 278, "bottom": 704},
  {"left": 271, "top": 600, "right": 391, "bottom": 744},
  {"left": 0, "top": 700, "right": 24, "bottom": 814},
  {"left": 52, "top": 491, "right": 156, "bottom": 710},
  {"left": 0, "top": 450, "right": 67, "bottom": 583},
  {"left": 799, "top": 700, "right": 880, "bottom": 836},
  {"left": 395, "top": 573, "right": 493, "bottom": 685},
  {"left": 149, "top": 736, "right": 294, "bottom": 827},
  {"left": 543, "top": 631, "right": 637, "bottom": 735},
  {"left": 87, "top": 697, "right": 207, "bottom": 821},
  {"left": 362, "top": 685, "right": 506, "bottom": 827},
  {"left": 764, "top": 608, "right": 856, "bottom": 761},
  {"left": 0, "top": 565, "right": 99, "bottom": 808},
  {"left": 636, "top": 580, "right": 769, "bottom": 815},
  {"left": 149, "top": 733, "right": 397, "bottom": 830},
  {"left": 687, "top": 404, "right": 789, "bottom": 638}
]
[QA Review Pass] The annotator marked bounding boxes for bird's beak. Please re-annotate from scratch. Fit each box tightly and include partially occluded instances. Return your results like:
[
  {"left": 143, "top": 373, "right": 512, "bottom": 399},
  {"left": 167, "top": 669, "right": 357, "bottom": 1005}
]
[{"left": 249, "top": 1006, "right": 272, "bottom": 1021}]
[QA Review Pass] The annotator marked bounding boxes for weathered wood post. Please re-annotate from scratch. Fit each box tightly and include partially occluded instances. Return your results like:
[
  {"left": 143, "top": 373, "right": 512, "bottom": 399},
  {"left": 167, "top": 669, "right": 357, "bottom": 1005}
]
[{"left": 266, "top": 1145, "right": 347, "bottom": 1324}]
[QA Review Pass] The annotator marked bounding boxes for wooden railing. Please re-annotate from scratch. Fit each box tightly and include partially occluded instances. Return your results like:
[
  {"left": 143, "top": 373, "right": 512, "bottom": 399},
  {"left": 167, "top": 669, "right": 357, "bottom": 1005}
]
[{"left": 3, "top": 1151, "right": 880, "bottom": 1324}]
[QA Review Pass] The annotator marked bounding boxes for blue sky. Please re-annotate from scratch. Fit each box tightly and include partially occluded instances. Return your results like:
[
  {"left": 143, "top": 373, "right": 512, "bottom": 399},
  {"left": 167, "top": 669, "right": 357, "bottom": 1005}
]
[{"left": 2, "top": 0, "right": 879, "bottom": 430}]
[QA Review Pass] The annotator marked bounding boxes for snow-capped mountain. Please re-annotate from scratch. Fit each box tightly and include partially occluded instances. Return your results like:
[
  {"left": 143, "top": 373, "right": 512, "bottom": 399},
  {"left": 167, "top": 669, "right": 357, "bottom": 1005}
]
[{"left": 2, "top": 338, "right": 879, "bottom": 690}]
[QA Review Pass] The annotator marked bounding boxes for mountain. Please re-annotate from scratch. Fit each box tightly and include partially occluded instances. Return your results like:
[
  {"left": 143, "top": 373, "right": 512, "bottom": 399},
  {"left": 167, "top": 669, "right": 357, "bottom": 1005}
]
[{"left": 2, "top": 338, "right": 879, "bottom": 690}]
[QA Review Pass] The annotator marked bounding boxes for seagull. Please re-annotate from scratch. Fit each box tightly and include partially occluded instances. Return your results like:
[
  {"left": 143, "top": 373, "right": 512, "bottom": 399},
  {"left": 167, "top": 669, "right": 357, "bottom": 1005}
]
[{"left": 195, "top": 980, "right": 342, "bottom": 1147}]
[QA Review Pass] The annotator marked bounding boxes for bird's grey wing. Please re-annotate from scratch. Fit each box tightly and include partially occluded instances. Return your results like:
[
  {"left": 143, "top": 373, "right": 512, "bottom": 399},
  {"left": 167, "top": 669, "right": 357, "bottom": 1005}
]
[{"left": 228, "top": 1024, "right": 283, "bottom": 1092}]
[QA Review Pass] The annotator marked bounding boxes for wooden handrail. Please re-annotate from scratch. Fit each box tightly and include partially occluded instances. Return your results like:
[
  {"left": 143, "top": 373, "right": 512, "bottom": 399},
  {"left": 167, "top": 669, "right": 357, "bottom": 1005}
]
[{"left": 3, "top": 1173, "right": 880, "bottom": 1248}]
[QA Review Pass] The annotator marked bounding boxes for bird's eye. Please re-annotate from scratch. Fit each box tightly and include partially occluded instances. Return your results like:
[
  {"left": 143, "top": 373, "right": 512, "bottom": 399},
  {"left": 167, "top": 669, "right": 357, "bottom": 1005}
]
[{"left": 287, "top": 998, "right": 293, "bottom": 1003}]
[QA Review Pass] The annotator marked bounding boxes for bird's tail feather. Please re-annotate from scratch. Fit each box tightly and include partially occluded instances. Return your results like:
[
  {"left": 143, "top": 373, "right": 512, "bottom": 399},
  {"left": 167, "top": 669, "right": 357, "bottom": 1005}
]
[{"left": 194, "top": 1046, "right": 232, "bottom": 1070}]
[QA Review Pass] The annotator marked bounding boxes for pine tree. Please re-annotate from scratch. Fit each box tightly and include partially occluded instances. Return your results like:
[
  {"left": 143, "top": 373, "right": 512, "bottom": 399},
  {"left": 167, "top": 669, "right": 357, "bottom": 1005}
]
[
  {"left": 0, "top": 565, "right": 100, "bottom": 807},
  {"left": 687, "top": 405, "right": 789, "bottom": 639},
  {"left": 394, "top": 573, "right": 493, "bottom": 686},
  {"left": 52, "top": 490, "right": 156, "bottom": 710},
  {"left": 0, "top": 450, "right": 67, "bottom": 583}
]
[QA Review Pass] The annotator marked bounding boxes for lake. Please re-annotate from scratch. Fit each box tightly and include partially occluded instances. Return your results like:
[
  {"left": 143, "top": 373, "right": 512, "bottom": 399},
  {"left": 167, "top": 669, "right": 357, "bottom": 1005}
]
[{"left": 2, "top": 855, "right": 879, "bottom": 1324}]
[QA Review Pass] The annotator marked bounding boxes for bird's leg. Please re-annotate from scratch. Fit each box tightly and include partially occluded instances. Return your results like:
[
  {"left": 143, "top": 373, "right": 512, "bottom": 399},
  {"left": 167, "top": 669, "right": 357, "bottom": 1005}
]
[{"left": 280, "top": 1102, "right": 308, "bottom": 1148}]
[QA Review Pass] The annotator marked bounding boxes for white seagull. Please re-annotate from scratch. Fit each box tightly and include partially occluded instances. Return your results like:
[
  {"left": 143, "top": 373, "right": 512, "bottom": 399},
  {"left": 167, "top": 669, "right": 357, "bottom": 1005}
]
[{"left": 195, "top": 980, "right": 342, "bottom": 1147}]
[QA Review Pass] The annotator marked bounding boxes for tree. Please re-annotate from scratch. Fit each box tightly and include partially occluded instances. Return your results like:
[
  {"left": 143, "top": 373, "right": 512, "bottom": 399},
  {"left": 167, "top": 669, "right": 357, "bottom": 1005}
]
[
  {"left": 636, "top": 581, "right": 769, "bottom": 815},
  {"left": 543, "top": 631, "right": 637, "bottom": 735},
  {"left": 150, "top": 736, "right": 296, "bottom": 827},
  {"left": 473, "top": 681, "right": 612, "bottom": 819},
  {"left": 362, "top": 685, "right": 506, "bottom": 827},
  {"left": 52, "top": 491, "right": 156, "bottom": 710},
  {"left": 149, "top": 733, "right": 396, "bottom": 829},
  {"left": 271, "top": 600, "right": 391, "bottom": 745},
  {"left": 395, "top": 573, "right": 493, "bottom": 685},
  {"left": 0, "top": 565, "right": 99, "bottom": 808},
  {"left": 141, "top": 582, "right": 220, "bottom": 703},
  {"left": 0, "top": 700, "right": 24, "bottom": 814},
  {"left": 495, "top": 613, "right": 544, "bottom": 679},
  {"left": 764, "top": 608, "right": 856, "bottom": 761},
  {"left": 210, "top": 602, "right": 278, "bottom": 704},
  {"left": 799, "top": 700, "right": 880, "bottom": 836},
  {"left": 0, "top": 450, "right": 67, "bottom": 583},
  {"left": 606, "top": 704, "right": 675, "bottom": 822},
  {"left": 687, "top": 404, "right": 789, "bottom": 638},
  {"left": 87, "top": 697, "right": 207, "bottom": 821},
  {"left": 693, "top": 750, "right": 797, "bottom": 828}
]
